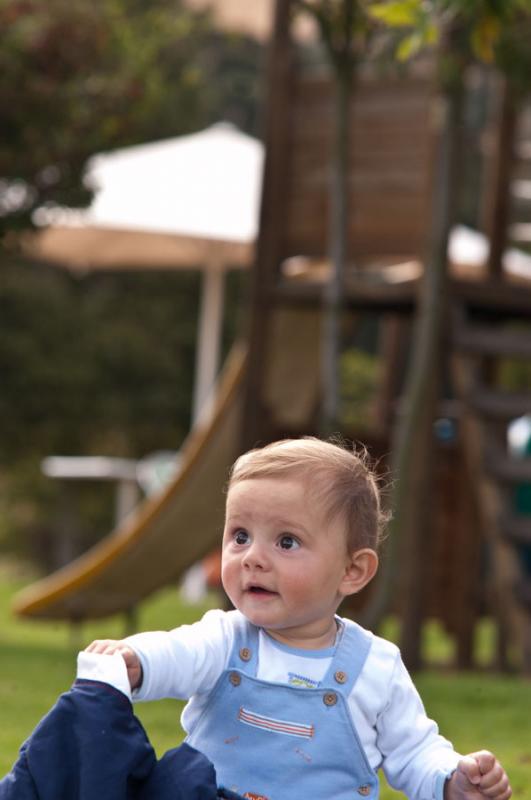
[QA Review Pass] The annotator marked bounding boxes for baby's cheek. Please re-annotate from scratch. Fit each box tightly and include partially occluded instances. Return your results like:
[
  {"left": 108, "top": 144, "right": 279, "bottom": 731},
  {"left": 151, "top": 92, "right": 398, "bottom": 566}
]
[
  {"left": 285, "top": 573, "right": 311, "bottom": 599},
  {"left": 221, "top": 559, "right": 237, "bottom": 591}
]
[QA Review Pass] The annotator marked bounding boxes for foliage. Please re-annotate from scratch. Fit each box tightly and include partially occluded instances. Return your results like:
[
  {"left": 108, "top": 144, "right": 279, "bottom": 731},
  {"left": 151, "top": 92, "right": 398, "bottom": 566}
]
[
  {"left": 295, "top": 0, "right": 376, "bottom": 74},
  {"left": 497, "top": 349, "right": 531, "bottom": 393},
  {"left": 0, "top": 254, "right": 247, "bottom": 563},
  {"left": 0, "top": 257, "right": 201, "bottom": 460},
  {"left": 0, "top": 259, "right": 247, "bottom": 462},
  {"left": 367, "top": 0, "right": 531, "bottom": 84},
  {"left": 294, "top": 0, "right": 531, "bottom": 69},
  {"left": 0, "top": 255, "right": 190, "bottom": 560},
  {"left": 495, "top": 8, "right": 531, "bottom": 95},
  {"left": 340, "top": 347, "right": 380, "bottom": 432},
  {"left": 0, "top": 1, "right": 259, "bottom": 563},
  {"left": 0, "top": 0, "right": 264, "bottom": 237},
  {"left": 0, "top": 0, "right": 201, "bottom": 235}
]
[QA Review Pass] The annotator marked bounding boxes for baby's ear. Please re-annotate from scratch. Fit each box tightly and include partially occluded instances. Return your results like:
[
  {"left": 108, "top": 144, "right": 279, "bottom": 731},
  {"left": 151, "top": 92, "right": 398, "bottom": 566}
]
[{"left": 340, "top": 549, "right": 378, "bottom": 597}]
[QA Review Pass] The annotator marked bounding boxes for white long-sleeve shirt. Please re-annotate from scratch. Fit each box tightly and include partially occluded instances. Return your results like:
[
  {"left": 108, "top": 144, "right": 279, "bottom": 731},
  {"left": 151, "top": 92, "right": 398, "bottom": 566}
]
[{"left": 126, "top": 609, "right": 460, "bottom": 799}]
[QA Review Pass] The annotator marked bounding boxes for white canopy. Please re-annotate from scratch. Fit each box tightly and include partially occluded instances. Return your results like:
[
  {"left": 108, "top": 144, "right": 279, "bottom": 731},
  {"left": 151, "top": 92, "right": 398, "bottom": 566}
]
[
  {"left": 26, "top": 123, "right": 264, "bottom": 423},
  {"left": 30, "top": 122, "right": 264, "bottom": 271}
]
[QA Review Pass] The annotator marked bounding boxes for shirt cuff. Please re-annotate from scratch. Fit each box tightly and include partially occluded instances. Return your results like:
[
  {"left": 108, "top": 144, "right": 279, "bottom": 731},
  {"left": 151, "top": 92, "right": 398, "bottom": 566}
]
[
  {"left": 130, "top": 653, "right": 149, "bottom": 701},
  {"left": 434, "top": 767, "right": 456, "bottom": 800},
  {"left": 76, "top": 651, "right": 132, "bottom": 701}
]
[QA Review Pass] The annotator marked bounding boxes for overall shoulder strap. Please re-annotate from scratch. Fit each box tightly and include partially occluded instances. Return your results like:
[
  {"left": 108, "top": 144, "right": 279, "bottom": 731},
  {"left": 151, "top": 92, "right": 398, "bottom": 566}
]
[
  {"left": 322, "top": 617, "right": 373, "bottom": 694},
  {"left": 226, "top": 612, "right": 260, "bottom": 675}
]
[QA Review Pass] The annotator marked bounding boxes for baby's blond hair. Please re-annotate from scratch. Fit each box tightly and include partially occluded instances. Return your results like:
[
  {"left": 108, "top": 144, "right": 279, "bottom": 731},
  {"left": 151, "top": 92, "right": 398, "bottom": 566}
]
[{"left": 228, "top": 437, "right": 388, "bottom": 552}]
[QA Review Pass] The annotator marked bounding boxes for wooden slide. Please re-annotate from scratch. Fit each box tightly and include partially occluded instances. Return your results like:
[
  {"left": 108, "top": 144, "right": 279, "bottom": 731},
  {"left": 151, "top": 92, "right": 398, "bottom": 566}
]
[{"left": 13, "top": 308, "right": 322, "bottom": 621}]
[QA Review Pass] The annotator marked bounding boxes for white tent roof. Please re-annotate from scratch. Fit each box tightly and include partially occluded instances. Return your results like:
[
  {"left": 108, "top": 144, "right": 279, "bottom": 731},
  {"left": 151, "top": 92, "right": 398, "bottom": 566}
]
[{"left": 29, "top": 123, "right": 264, "bottom": 271}]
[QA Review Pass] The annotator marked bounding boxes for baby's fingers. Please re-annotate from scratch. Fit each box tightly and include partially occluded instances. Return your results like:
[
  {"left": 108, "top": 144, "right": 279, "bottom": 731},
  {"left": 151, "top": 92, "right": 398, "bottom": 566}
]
[
  {"left": 479, "top": 767, "right": 511, "bottom": 800},
  {"left": 467, "top": 751, "right": 512, "bottom": 800},
  {"left": 456, "top": 751, "right": 512, "bottom": 800},
  {"left": 473, "top": 752, "right": 511, "bottom": 800},
  {"left": 84, "top": 639, "right": 123, "bottom": 654}
]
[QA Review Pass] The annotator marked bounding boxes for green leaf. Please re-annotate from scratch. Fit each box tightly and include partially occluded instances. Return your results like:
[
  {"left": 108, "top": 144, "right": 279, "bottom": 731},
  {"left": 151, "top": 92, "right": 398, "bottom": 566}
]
[
  {"left": 396, "top": 30, "right": 423, "bottom": 60},
  {"left": 423, "top": 21, "right": 438, "bottom": 46},
  {"left": 368, "top": 0, "right": 423, "bottom": 28},
  {"left": 470, "top": 14, "right": 502, "bottom": 63}
]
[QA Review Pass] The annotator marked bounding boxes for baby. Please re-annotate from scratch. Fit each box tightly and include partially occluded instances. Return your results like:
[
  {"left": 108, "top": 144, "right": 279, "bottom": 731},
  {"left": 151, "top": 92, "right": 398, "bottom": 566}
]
[{"left": 86, "top": 437, "right": 511, "bottom": 800}]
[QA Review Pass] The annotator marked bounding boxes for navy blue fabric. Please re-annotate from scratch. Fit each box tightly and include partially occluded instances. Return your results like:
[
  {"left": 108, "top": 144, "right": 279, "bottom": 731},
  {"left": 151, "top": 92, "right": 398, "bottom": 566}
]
[{"left": 0, "top": 679, "right": 243, "bottom": 800}]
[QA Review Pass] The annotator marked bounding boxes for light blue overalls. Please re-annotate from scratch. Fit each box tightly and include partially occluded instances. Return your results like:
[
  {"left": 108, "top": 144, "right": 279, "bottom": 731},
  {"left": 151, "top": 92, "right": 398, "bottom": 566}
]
[{"left": 186, "top": 616, "right": 379, "bottom": 800}]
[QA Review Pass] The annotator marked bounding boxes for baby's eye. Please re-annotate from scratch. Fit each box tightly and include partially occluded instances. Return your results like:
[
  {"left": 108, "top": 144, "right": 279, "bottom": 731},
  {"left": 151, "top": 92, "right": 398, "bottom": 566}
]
[
  {"left": 278, "top": 534, "right": 300, "bottom": 551},
  {"left": 234, "top": 529, "right": 250, "bottom": 546}
]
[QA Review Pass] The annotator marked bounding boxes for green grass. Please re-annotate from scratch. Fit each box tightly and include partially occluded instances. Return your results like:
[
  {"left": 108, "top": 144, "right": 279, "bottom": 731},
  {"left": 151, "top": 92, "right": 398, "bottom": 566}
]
[{"left": 1, "top": 568, "right": 530, "bottom": 796}]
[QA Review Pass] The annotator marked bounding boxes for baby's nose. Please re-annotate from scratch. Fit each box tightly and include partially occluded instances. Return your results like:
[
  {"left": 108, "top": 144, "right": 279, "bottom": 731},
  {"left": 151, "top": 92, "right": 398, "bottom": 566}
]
[{"left": 242, "top": 541, "right": 269, "bottom": 569}]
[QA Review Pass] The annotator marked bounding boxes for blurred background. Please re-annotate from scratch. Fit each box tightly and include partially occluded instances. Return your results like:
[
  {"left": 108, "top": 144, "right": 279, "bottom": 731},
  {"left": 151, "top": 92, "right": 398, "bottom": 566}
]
[
  {"left": 1, "top": 0, "right": 265, "bottom": 569},
  {"left": 1, "top": 1, "right": 531, "bottom": 794}
]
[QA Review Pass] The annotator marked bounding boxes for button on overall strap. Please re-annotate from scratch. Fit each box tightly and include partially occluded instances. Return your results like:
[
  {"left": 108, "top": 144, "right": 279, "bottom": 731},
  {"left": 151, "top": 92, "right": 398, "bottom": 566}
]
[
  {"left": 321, "top": 618, "right": 373, "bottom": 698},
  {"left": 227, "top": 613, "right": 260, "bottom": 676}
]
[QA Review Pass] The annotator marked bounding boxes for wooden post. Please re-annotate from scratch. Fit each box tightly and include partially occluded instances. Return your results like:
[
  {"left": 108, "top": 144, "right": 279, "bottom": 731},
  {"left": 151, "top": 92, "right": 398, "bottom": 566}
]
[
  {"left": 396, "top": 365, "right": 441, "bottom": 670},
  {"left": 452, "top": 355, "right": 526, "bottom": 672},
  {"left": 373, "top": 316, "right": 411, "bottom": 437},
  {"left": 320, "top": 2, "right": 355, "bottom": 435},
  {"left": 483, "top": 77, "right": 516, "bottom": 280},
  {"left": 242, "top": 0, "right": 294, "bottom": 449}
]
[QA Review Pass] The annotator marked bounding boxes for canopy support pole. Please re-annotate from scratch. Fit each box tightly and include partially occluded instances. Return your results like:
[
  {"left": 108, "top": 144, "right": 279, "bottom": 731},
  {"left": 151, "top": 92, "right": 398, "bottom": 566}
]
[{"left": 192, "top": 263, "right": 225, "bottom": 426}]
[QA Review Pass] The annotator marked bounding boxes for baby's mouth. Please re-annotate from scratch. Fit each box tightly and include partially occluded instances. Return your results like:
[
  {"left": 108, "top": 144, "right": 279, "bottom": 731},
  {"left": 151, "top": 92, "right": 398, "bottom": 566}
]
[{"left": 246, "top": 585, "right": 277, "bottom": 596}]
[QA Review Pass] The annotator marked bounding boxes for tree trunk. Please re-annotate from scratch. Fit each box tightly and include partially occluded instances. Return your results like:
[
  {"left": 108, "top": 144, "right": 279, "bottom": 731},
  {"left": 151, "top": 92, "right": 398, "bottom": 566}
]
[
  {"left": 361, "top": 80, "right": 464, "bottom": 669},
  {"left": 321, "top": 66, "right": 352, "bottom": 434}
]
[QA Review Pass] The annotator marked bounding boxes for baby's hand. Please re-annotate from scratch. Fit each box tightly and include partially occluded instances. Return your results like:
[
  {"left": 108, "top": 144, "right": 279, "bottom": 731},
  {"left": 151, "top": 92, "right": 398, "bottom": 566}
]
[
  {"left": 445, "top": 751, "right": 511, "bottom": 799},
  {"left": 84, "top": 639, "right": 143, "bottom": 690}
]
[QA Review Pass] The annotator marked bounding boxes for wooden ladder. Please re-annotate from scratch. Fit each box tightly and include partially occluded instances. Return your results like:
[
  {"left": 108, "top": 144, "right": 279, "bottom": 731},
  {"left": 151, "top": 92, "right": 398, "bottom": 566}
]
[{"left": 451, "top": 304, "right": 531, "bottom": 672}]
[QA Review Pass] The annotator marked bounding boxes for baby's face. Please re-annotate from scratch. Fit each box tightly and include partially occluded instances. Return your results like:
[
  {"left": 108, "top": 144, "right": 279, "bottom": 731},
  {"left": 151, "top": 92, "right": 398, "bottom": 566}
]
[{"left": 221, "top": 476, "right": 353, "bottom": 649}]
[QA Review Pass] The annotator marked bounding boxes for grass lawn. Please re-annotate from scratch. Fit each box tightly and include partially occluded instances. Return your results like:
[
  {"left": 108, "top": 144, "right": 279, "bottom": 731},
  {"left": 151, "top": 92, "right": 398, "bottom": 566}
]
[{"left": 1, "top": 565, "right": 530, "bottom": 797}]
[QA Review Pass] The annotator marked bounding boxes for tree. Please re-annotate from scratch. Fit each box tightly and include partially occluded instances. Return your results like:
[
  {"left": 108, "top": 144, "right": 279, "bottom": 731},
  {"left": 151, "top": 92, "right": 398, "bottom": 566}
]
[
  {"left": 294, "top": 1, "right": 380, "bottom": 433},
  {"left": 362, "top": 0, "right": 531, "bottom": 667},
  {"left": 0, "top": 0, "right": 264, "bottom": 238}
]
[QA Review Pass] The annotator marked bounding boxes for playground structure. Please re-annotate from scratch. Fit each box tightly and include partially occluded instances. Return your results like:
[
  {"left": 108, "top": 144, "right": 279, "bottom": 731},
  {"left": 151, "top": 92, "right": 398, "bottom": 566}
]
[
  {"left": 12, "top": 307, "right": 321, "bottom": 621},
  {"left": 14, "top": 0, "right": 531, "bottom": 671}
]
